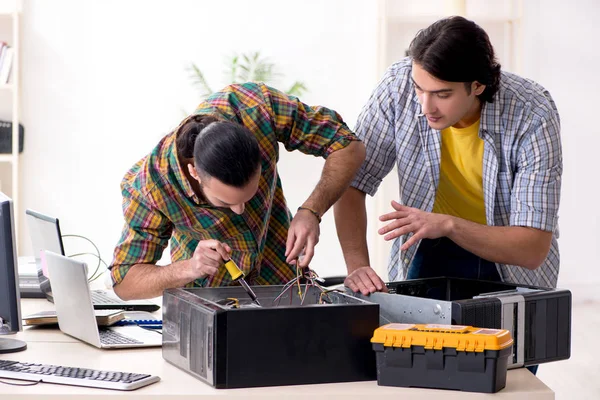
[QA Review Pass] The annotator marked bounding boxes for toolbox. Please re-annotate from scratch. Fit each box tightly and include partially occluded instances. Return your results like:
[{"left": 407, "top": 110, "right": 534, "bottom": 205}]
[
  {"left": 162, "top": 285, "right": 379, "bottom": 388},
  {"left": 371, "top": 323, "right": 513, "bottom": 393},
  {"left": 352, "top": 277, "right": 571, "bottom": 368}
]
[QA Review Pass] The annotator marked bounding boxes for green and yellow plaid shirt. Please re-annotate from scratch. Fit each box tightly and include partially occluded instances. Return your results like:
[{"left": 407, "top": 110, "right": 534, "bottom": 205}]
[{"left": 110, "top": 82, "right": 358, "bottom": 287}]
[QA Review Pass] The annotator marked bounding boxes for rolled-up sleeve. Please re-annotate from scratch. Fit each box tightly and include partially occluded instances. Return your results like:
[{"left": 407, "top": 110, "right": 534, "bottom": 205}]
[
  {"left": 351, "top": 71, "right": 398, "bottom": 196},
  {"left": 195, "top": 83, "right": 359, "bottom": 159},
  {"left": 109, "top": 182, "right": 173, "bottom": 286},
  {"left": 511, "top": 105, "right": 562, "bottom": 232}
]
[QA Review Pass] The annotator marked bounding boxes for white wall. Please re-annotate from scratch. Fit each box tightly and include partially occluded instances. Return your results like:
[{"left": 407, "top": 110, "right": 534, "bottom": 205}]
[
  {"left": 520, "top": 0, "right": 600, "bottom": 291},
  {"left": 17, "top": 0, "right": 379, "bottom": 283}
]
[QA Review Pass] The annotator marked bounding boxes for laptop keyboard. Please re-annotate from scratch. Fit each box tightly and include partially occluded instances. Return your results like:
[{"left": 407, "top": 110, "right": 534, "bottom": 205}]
[
  {"left": 91, "top": 291, "right": 126, "bottom": 305},
  {"left": 99, "top": 329, "right": 143, "bottom": 345},
  {"left": 0, "top": 359, "right": 159, "bottom": 390}
]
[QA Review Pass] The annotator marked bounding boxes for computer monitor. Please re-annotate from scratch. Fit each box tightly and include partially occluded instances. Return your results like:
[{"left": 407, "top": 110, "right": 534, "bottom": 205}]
[{"left": 0, "top": 192, "right": 27, "bottom": 353}]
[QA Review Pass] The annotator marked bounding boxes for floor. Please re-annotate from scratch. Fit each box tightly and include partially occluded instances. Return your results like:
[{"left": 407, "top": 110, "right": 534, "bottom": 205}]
[{"left": 536, "top": 300, "right": 600, "bottom": 399}]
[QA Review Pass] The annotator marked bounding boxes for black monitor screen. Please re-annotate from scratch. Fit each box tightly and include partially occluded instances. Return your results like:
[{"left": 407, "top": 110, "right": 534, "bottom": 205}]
[{"left": 0, "top": 191, "right": 26, "bottom": 353}]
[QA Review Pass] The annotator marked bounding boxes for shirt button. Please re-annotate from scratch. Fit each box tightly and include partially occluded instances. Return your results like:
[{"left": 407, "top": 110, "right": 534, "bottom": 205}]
[{"left": 404, "top": 258, "right": 410, "bottom": 264}]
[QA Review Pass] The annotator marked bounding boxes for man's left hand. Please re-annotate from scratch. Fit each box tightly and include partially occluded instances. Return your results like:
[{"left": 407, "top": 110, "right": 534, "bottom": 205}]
[
  {"left": 286, "top": 209, "right": 320, "bottom": 268},
  {"left": 378, "top": 200, "right": 453, "bottom": 251}
]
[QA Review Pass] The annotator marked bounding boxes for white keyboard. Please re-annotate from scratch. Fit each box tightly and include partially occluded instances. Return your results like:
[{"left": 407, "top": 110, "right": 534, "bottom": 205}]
[{"left": 0, "top": 359, "right": 160, "bottom": 391}]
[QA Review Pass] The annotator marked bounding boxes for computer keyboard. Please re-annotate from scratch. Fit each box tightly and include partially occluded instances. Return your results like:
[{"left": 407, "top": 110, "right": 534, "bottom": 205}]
[
  {"left": 99, "top": 329, "right": 142, "bottom": 345},
  {"left": 91, "top": 291, "right": 124, "bottom": 305},
  {"left": 0, "top": 359, "right": 160, "bottom": 391}
]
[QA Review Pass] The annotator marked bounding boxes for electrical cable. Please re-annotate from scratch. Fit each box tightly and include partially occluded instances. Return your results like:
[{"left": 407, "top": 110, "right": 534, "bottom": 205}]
[
  {"left": 0, "top": 379, "right": 42, "bottom": 386},
  {"left": 273, "top": 264, "right": 331, "bottom": 306},
  {"left": 62, "top": 234, "right": 109, "bottom": 283},
  {"left": 66, "top": 252, "right": 109, "bottom": 282}
]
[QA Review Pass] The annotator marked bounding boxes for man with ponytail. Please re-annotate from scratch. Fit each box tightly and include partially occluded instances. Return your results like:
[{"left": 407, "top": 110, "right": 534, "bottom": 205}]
[
  {"left": 336, "top": 17, "right": 563, "bottom": 302},
  {"left": 110, "top": 83, "right": 365, "bottom": 299}
]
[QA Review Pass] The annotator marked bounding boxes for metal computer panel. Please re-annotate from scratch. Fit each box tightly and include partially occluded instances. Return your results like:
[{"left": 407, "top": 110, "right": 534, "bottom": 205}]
[
  {"left": 454, "top": 294, "right": 523, "bottom": 368},
  {"left": 162, "top": 285, "right": 379, "bottom": 388},
  {"left": 351, "top": 277, "right": 499, "bottom": 326},
  {"left": 162, "top": 288, "right": 218, "bottom": 386},
  {"left": 352, "top": 291, "right": 453, "bottom": 325}
]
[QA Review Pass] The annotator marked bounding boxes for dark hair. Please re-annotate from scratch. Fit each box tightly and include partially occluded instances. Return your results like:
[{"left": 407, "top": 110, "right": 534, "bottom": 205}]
[
  {"left": 408, "top": 16, "right": 501, "bottom": 103},
  {"left": 176, "top": 115, "right": 261, "bottom": 188}
]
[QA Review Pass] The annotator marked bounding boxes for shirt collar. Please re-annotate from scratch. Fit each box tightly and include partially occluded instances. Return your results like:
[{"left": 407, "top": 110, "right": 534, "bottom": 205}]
[
  {"left": 479, "top": 92, "right": 504, "bottom": 135},
  {"left": 411, "top": 91, "right": 504, "bottom": 136}
]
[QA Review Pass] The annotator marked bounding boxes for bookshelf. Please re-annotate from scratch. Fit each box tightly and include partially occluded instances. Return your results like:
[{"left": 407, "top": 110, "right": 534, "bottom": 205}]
[{"left": 0, "top": 3, "right": 20, "bottom": 237}]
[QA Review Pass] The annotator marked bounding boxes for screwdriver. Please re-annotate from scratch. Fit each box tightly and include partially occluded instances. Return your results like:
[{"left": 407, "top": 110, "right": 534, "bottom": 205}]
[{"left": 224, "top": 259, "right": 261, "bottom": 306}]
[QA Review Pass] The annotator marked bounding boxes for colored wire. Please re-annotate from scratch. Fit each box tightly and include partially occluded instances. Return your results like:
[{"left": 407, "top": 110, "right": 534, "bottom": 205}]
[
  {"left": 226, "top": 298, "right": 240, "bottom": 308},
  {"left": 67, "top": 252, "right": 109, "bottom": 282},
  {"left": 274, "top": 263, "right": 332, "bottom": 306},
  {"left": 318, "top": 289, "right": 344, "bottom": 304},
  {"left": 62, "top": 234, "right": 108, "bottom": 283},
  {"left": 295, "top": 262, "right": 303, "bottom": 298}
]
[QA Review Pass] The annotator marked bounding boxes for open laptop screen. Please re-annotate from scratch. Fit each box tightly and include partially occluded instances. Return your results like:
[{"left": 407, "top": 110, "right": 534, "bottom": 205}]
[
  {"left": 24, "top": 209, "right": 160, "bottom": 312},
  {"left": 25, "top": 209, "right": 65, "bottom": 301}
]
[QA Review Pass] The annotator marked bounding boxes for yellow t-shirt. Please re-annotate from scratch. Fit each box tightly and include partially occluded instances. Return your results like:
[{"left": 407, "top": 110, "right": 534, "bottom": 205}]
[{"left": 433, "top": 119, "right": 486, "bottom": 225}]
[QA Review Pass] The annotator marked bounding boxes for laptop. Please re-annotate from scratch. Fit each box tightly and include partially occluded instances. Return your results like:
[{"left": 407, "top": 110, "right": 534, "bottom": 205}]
[
  {"left": 25, "top": 209, "right": 159, "bottom": 312},
  {"left": 44, "top": 251, "right": 162, "bottom": 349}
]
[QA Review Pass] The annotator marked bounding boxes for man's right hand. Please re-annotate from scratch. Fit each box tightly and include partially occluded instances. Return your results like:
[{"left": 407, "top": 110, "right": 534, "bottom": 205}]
[
  {"left": 344, "top": 266, "right": 388, "bottom": 295},
  {"left": 189, "top": 240, "right": 232, "bottom": 279},
  {"left": 114, "top": 240, "right": 232, "bottom": 301}
]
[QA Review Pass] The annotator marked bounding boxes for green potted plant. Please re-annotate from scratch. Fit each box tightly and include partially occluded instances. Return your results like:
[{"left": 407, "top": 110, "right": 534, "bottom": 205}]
[{"left": 188, "top": 51, "right": 307, "bottom": 100}]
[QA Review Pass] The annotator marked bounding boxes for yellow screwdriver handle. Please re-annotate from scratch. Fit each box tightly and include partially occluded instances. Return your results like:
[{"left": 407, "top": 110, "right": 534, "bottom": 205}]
[{"left": 224, "top": 259, "right": 244, "bottom": 281}]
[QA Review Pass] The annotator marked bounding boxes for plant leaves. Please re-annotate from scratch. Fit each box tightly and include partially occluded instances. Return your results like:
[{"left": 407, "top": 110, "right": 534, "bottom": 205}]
[
  {"left": 187, "top": 62, "right": 213, "bottom": 99},
  {"left": 287, "top": 81, "right": 308, "bottom": 97},
  {"left": 187, "top": 51, "right": 308, "bottom": 106}
]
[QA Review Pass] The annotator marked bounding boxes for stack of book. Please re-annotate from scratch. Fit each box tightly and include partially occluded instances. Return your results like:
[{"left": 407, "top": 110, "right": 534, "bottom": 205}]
[
  {"left": 0, "top": 41, "right": 14, "bottom": 84},
  {"left": 18, "top": 257, "right": 44, "bottom": 298}
]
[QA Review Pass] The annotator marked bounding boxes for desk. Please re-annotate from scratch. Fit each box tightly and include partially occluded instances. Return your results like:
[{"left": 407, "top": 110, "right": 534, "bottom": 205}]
[{"left": 0, "top": 299, "right": 555, "bottom": 399}]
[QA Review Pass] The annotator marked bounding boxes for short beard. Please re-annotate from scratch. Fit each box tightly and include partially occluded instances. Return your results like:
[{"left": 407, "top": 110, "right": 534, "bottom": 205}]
[{"left": 197, "top": 182, "right": 218, "bottom": 208}]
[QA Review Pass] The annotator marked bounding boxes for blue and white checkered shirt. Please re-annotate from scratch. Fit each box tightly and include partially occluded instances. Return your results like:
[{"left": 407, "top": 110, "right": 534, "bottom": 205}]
[{"left": 352, "top": 58, "right": 562, "bottom": 288}]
